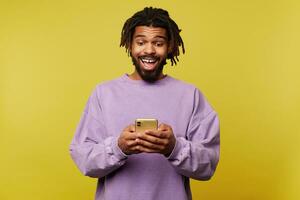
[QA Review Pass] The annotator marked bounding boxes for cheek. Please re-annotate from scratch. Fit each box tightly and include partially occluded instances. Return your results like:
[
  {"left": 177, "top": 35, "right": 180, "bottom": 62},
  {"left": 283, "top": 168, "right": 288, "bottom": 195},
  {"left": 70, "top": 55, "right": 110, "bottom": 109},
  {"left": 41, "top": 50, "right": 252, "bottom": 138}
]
[
  {"left": 131, "top": 50, "right": 142, "bottom": 58},
  {"left": 131, "top": 44, "right": 143, "bottom": 54},
  {"left": 157, "top": 48, "right": 168, "bottom": 57}
]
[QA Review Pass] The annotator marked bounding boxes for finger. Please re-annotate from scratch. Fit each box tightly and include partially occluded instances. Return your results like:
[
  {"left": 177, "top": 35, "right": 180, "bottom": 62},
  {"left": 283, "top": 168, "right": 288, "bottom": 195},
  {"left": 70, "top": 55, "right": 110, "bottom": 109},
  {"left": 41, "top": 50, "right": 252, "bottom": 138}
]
[
  {"left": 128, "top": 146, "right": 142, "bottom": 154},
  {"left": 136, "top": 138, "right": 165, "bottom": 150},
  {"left": 135, "top": 145, "right": 161, "bottom": 153},
  {"left": 126, "top": 139, "right": 139, "bottom": 147},
  {"left": 123, "top": 132, "right": 138, "bottom": 140},
  {"left": 158, "top": 123, "right": 169, "bottom": 131},
  {"left": 124, "top": 124, "right": 135, "bottom": 132},
  {"left": 137, "top": 133, "right": 167, "bottom": 145},
  {"left": 144, "top": 130, "right": 167, "bottom": 138}
]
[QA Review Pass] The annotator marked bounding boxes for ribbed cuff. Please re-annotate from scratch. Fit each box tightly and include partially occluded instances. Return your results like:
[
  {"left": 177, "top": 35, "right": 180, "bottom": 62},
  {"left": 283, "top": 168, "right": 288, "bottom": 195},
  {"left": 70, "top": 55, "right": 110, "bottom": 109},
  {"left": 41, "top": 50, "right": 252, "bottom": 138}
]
[
  {"left": 167, "top": 137, "right": 183, "bottom": 160},
  {"left": 111, "top": 137, "right": 128, "bottom": 160}
]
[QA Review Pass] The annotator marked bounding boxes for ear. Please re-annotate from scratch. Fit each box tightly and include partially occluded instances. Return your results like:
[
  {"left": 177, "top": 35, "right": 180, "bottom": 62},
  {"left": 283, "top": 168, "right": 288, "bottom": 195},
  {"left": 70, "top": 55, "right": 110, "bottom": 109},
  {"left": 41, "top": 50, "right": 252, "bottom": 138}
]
[{"left": 167, "top": 43, "right": 173, "bottom": 54}]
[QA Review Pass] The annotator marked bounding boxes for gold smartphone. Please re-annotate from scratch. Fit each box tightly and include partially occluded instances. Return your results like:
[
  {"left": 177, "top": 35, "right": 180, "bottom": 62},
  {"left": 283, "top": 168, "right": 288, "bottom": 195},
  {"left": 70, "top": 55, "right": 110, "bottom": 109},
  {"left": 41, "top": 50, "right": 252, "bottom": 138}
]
[{"left": 135, "top": 118, "right": 158, "bottom": 133}]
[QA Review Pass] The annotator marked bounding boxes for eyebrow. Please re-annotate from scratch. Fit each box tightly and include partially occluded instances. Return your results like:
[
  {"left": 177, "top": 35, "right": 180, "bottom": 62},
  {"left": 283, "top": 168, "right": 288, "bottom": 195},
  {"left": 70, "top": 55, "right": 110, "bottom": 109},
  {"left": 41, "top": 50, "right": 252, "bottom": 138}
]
[{"left": 134, "top": 34, "right": 167, "bottom": 40}]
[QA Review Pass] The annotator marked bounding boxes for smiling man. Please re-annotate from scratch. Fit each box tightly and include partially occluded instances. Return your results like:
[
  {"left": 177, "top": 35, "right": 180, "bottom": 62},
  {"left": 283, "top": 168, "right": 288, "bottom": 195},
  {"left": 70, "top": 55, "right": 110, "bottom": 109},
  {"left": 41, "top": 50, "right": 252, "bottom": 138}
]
[
  {"left": 129, "top": 26, "right": 168, "bottom": 82},
  {"left": 70, "top": 7, "right": 220, "bottom": 200}
]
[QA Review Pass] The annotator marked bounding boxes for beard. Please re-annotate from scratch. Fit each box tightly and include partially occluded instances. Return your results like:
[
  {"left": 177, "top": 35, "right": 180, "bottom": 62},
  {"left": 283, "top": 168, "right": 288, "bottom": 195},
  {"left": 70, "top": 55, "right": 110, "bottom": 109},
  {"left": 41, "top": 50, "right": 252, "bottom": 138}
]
[{"left": 131, "top": 55, "right": 167, "bottom": 83}]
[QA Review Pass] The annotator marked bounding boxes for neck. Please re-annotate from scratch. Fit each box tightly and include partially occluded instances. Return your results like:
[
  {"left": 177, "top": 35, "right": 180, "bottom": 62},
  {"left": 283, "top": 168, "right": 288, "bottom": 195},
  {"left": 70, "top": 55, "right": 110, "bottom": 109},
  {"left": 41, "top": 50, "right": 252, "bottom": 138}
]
[{"left": 128, "top": 70, "right": 165, "bottom": 81}]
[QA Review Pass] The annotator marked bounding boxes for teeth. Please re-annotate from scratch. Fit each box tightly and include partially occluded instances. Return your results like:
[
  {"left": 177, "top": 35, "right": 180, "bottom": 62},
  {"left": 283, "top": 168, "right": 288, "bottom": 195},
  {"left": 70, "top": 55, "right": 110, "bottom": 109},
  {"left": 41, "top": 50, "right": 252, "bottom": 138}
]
[{"left": 141, "top": 58, "right": 156, "bottom": 63}]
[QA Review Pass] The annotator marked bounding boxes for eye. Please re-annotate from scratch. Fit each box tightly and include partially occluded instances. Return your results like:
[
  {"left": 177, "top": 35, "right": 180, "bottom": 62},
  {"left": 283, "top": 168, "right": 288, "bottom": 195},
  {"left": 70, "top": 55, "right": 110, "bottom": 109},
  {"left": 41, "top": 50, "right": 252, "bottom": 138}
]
[
  {"left": 154, "top": 42, "right": 164, "bottom": 47},
  {"left": 136, "top": 41, "right": 144, "bottom": 46}
]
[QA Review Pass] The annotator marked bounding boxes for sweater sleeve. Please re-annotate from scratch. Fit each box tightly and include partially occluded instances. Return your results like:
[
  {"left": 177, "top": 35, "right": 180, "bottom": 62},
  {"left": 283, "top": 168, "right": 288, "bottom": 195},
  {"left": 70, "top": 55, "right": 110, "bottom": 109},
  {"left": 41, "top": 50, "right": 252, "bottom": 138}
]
[
  {"left": 167, "top": 89, "right": 220, "bottom": 180},
  {"left": 69, "top": 88, "right": 127, "bottom": 178}
]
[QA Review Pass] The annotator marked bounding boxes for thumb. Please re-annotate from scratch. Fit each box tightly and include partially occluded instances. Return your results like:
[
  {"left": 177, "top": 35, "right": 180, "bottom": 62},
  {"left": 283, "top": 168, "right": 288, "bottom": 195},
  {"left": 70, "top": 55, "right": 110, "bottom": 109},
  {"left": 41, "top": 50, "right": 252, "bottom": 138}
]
[
  {"left": 124, "top": 124, "right": 135, "bottom": 132},
  {"left": 158, "top": 123, "right": 169, "bottom": 131}
]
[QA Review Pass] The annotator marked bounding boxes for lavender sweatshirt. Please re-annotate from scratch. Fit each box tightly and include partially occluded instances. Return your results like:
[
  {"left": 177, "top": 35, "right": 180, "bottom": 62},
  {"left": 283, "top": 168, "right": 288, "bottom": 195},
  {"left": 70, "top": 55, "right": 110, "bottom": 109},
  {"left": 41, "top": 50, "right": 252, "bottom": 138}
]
[{"left": 70, "top": 74, "right": 220, "bottom": 200}]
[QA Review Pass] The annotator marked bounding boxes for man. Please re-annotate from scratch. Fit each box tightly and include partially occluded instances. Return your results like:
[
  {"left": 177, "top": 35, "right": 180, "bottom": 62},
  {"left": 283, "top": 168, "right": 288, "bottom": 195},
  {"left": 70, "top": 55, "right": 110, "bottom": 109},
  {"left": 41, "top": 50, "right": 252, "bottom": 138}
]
[{"left": 70, "top": 7, "right": 220, "bottom": 200}]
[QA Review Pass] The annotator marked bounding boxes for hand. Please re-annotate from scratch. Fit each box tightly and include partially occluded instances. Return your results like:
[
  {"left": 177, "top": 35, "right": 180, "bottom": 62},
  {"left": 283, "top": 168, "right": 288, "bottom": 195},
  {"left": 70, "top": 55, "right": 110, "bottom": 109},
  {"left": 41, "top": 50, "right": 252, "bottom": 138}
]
[
  {"left": 117, "top": 124, "right": 141, "bottom": 155},
  {"left": 135, "top": 123, "right": 176, "bottom": 156}
]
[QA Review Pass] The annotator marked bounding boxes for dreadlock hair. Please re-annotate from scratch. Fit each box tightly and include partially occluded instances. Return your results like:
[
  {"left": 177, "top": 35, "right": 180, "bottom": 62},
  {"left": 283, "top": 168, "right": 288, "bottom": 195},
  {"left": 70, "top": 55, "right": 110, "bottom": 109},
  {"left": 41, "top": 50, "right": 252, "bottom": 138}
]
[{"left": 120, "top": 7, "right": 185, "bottom": 66}]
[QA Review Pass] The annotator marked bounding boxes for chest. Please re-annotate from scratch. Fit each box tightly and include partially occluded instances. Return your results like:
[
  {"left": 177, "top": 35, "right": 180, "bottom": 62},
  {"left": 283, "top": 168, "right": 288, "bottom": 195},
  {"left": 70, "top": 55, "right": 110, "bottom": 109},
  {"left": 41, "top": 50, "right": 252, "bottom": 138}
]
[{"left": 100, "top": 87, "right": 194, "bottom": 138}]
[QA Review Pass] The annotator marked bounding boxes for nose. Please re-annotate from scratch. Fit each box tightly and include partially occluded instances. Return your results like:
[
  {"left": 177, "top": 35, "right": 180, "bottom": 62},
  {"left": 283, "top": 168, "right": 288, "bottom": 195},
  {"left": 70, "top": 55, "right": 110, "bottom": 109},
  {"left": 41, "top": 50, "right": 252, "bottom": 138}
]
[{"left": 144, "top": 43, "right": 155, "bottom": 54}]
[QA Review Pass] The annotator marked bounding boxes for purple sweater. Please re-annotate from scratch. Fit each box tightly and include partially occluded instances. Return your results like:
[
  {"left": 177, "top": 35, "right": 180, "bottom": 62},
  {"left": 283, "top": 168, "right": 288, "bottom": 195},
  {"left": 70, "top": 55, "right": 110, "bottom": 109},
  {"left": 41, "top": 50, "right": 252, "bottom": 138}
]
[{"left": 70, "top": 74, "right": 220, "bottom": 200}]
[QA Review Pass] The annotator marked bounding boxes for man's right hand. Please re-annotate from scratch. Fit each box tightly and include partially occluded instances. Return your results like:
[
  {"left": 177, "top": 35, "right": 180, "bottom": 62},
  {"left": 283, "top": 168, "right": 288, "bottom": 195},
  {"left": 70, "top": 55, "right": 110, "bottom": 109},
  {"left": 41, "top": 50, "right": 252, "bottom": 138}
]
[{"left": 117, "top": 124, "right": 140, "bottom": 155}]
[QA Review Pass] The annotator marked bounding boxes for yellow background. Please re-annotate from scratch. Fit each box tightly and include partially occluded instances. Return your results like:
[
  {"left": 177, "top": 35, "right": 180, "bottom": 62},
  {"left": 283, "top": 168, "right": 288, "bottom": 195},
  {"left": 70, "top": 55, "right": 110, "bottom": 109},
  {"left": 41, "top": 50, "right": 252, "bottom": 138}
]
[{"left": 1, "top": 0, "right": 299, "bottom": 199}]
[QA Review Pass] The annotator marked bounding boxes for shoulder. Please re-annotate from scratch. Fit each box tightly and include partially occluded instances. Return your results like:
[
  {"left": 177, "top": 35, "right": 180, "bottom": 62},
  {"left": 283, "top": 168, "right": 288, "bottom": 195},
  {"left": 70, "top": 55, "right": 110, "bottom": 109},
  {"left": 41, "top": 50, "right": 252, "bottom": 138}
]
[
  {"left": 94, "top": 75, "right": 124, "bottom": 90},
  {"left": 86, "top": 76, "right": 124, "bottom": 100},
  {"left": 169, "top": 76, "right": 215, "bottom": 113},
  {"left": 96, "top": 76, "right": 123, "bottom": 88},
  {"left": 167, "top": 76, "right": 204, "bottom": 95}
]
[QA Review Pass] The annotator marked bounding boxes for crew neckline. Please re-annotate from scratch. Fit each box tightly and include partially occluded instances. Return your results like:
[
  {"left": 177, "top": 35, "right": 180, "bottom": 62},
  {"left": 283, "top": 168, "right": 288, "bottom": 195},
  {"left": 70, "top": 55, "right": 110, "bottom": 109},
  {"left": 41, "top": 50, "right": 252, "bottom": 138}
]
[{"left": 120, "top": 73, "right": 172, "bottom": 86}]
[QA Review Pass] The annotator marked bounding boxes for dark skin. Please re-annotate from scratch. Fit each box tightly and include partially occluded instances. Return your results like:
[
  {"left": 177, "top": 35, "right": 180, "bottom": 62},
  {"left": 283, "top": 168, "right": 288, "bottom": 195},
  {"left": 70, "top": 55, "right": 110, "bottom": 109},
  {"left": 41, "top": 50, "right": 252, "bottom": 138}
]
[{"left": 118, "top": 123, "right": 176, "bottom": 157}]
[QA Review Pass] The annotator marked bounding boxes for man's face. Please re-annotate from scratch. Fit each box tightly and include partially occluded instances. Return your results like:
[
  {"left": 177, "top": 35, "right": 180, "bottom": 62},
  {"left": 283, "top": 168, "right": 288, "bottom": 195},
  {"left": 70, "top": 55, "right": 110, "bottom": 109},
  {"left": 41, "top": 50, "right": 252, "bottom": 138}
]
[{"left": 130, "top": 26, "right": 169, "bottom": 82}]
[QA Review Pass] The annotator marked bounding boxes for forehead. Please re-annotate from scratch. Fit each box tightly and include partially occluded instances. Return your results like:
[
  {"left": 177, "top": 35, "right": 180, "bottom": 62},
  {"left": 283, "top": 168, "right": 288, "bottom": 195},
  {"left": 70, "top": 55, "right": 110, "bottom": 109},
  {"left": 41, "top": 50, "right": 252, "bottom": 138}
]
[{"left": 133, "top": 26, "right": 167, "bottom": 40}]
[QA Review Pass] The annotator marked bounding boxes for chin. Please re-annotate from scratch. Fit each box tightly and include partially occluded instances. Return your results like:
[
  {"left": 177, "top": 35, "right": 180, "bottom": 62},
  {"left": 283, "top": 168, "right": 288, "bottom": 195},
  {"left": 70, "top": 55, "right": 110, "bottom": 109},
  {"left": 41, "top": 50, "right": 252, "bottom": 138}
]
[{"left": 132, "top": 56, "right": 166, "bottom": 82}]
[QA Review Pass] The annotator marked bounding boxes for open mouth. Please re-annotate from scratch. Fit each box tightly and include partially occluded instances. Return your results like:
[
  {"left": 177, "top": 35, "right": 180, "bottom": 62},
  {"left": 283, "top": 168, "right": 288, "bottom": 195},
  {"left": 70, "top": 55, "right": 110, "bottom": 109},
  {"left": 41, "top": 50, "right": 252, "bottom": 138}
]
[{"left": 139, "top": 56, "right": 159, "bottom": 71}]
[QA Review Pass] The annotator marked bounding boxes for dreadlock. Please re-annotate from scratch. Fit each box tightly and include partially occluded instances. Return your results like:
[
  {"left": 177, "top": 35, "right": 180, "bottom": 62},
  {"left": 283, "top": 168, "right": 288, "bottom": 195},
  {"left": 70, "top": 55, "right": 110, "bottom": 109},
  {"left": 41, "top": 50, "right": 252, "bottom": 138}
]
[{"left": 120, "top": 7, "right": 185, "bottom": 66}]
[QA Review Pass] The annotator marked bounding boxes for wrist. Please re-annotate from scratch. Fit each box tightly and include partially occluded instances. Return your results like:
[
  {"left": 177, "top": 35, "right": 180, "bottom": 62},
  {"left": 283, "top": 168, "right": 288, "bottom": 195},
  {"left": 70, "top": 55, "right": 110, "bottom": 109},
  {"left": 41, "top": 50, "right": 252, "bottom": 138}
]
[{"left": 164, "top": 137, "right": 176, "bottom": 157}]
